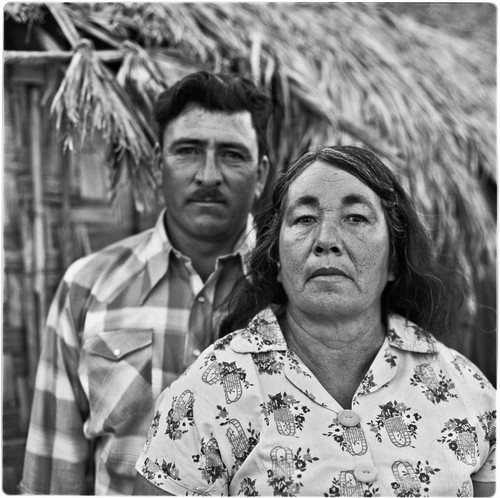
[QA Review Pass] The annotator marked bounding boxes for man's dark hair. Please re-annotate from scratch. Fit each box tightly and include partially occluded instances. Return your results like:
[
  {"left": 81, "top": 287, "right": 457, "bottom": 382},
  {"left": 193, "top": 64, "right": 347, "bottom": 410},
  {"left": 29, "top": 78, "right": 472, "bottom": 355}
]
[
  {"left": 154, "top": 71, "right": 272, "bottom": 159},
  {"left": 221, "top": 145, "right": 462, "bottom": 336}
]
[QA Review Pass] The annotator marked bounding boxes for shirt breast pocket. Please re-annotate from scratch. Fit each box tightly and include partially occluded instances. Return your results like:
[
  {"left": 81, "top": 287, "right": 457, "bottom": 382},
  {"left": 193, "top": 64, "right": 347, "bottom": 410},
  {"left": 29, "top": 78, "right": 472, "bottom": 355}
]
[{"left": 82, "top": 329, "right": 153, "bottom": 427}]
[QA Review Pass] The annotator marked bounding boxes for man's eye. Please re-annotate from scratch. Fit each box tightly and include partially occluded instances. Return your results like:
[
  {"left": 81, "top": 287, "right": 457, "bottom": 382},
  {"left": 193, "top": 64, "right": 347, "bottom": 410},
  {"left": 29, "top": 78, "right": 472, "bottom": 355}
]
[{"left": 221, "top": 150, "right": 245, "bottom": 161}]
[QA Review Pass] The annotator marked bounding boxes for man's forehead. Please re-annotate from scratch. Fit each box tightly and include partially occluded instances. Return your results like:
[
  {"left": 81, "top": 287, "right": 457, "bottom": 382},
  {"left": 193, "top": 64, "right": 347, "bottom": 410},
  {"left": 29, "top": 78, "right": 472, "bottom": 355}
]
[
  {"left": 169, "top": 103, "right": 254, "bottom": 127},
  {"left": 163, "top": 104, "right": 257, "bottom": 144}
]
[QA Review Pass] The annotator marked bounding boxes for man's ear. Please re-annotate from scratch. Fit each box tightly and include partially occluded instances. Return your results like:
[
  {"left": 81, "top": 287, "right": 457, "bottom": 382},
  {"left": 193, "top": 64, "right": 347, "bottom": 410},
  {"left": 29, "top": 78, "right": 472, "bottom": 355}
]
[
  {"left": 153, "top": 143, "right": 162, "bottom": 184},
  {"left": 254, "top": 155, "right": 270, "bottom": 201},
  {"left": 153, "top": 143, "right": 162, "bottom": 167}
]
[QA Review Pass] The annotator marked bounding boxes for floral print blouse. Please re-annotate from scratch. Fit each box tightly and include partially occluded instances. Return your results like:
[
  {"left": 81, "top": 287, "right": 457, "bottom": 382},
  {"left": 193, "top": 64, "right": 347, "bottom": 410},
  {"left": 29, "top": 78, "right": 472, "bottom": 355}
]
[{"left": 135, "top": 307, "right": 496, "bottom": 496}]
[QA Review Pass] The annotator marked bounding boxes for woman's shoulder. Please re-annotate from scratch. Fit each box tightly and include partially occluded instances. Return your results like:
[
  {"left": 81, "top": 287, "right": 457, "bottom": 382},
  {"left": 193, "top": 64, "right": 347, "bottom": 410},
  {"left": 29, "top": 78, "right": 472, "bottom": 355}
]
[
  {"left": 214, "top": 306, "right": 287, "bottom": 354},
  {"left": 434, "top": 341, "right": 495, "bottom": 394},
  {"left": 388, "top": 314, "right": 495, "bottom": 398},
  {"left": 166, "top": 307, "right": 287, "bottom": 396}
]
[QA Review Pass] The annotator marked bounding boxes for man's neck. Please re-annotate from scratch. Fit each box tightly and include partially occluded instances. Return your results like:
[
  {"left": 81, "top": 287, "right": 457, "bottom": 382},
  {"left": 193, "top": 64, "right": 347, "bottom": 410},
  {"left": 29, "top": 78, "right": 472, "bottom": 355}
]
[{"left": 164, "top": 216, "right": 246, "bottom": 282}]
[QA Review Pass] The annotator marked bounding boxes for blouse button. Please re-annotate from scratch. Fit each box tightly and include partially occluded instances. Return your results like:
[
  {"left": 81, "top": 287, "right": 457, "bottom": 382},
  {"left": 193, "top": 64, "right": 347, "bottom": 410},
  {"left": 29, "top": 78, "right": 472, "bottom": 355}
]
[
  {"left": 354, "top": 463, "right": 378, "bottom": 483},
  {"left": 197, "top": 296, "right": 206, "bottom": 303},
  {"left": 193, "top": 349, "right": 201, "bottom": 358},
  {"left": 113, "top": 348, "right": 121, "bottom": 357},
  {"left": 338, "top": 409, "right": 361, "bottom": 427}
]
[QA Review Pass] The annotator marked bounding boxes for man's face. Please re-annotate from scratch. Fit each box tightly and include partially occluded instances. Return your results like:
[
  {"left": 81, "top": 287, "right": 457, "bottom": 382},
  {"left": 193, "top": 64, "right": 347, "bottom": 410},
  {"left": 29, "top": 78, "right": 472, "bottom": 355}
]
[{"left": 160, "top": 105, "right": 269, "bottom": 243}]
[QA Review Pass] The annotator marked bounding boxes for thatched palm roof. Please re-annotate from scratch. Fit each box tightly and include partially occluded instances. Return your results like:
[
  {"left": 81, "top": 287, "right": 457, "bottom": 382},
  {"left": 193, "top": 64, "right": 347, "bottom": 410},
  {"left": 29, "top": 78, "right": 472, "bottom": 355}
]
[{"left": 4, "top": 2, "right": 496, "bottom": 316}]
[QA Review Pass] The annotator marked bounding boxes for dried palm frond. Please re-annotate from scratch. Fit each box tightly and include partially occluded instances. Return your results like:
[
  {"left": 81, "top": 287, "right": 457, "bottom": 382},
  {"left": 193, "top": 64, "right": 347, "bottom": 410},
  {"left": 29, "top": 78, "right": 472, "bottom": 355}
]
[
  {"left": 50, "top": 39, "right": 157, "bottom": 211},
  {"left": 20, "top": 2, "right": 494, "bottom": 310},
  {"left": 4, "top": 3, "right": 45, "bottom": 23},
  {"left": 116, "top": 41, "right": 197, "bottom": 119}
]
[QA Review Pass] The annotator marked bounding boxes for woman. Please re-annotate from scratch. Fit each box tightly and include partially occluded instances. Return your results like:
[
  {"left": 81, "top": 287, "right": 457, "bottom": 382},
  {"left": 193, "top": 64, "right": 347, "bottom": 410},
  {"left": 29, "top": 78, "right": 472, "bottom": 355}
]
[{"left": 133, "top": 146, "right": 495, "bottom": 496}]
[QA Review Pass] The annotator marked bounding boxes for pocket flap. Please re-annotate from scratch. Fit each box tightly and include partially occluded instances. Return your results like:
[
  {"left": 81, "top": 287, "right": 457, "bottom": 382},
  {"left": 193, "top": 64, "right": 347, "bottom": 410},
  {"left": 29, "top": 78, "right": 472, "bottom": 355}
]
[{"left": 86, "top": 329, "right": 153, "bottom": 361}]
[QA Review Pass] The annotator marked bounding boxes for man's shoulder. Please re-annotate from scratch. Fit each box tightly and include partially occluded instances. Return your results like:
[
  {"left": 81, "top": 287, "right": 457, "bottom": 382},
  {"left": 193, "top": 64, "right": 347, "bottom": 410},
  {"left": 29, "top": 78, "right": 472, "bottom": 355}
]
[{"left": 64, "top": 228, "right": 157, "bottom": 287}]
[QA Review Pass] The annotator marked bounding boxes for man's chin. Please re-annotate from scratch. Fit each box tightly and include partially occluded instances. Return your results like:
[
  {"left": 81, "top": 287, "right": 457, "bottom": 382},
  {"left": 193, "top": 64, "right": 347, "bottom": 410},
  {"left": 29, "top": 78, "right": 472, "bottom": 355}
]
[{"left": 189, "top": 216, "right": 234, "bottom": 237}]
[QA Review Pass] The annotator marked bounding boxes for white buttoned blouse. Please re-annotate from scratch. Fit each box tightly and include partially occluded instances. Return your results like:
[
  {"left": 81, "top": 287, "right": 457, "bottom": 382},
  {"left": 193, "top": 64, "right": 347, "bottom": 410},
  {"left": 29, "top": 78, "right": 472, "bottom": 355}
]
[{"left": 136, "top": 307, "right": 496, "bottom": 497}]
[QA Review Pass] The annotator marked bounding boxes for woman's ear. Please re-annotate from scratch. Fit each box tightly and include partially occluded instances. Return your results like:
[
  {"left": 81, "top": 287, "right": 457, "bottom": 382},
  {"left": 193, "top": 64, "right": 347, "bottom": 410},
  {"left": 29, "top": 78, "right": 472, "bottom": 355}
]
[{"left": 276, "top": 261, "right": 282, "bottom": 283}]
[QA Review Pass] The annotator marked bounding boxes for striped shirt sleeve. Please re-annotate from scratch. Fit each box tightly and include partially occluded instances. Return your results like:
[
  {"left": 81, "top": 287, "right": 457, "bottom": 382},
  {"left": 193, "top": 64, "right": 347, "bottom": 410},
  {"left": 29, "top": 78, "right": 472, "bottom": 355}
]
[{"left": 20, "top": 276, "right": 93, "bottom": 494}]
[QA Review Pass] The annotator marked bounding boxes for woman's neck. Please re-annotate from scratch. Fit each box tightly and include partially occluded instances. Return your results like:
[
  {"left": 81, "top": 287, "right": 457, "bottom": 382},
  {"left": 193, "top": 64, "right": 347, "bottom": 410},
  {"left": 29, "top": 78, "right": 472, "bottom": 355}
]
[{"left": 280, "top": 307, "right": 386, "bottom": 408}]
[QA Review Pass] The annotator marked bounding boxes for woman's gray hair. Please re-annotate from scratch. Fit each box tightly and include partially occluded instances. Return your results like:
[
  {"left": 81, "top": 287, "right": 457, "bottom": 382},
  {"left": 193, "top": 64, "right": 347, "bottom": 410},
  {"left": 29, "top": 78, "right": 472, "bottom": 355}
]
[{"left": 221, "top": 145, "right": 462, "bottom": 336}]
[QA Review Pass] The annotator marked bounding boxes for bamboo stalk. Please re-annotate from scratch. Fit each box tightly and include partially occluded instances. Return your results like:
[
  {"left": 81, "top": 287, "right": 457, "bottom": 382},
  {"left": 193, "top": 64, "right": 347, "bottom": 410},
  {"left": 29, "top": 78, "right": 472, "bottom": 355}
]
[
  {"left": 29, "top": 86, "right": 46, "bottom": 354},
  {"left": 16, "top": 376, "right": 31, "bottom": 433},
  {"left": 61, "top": 148, "right": 73, "bottom": 269},
  {"left": 4, "top": 50, "right": 124, "bottom": 64},
  {"left": 20, "top": 209, "right": 39, "bottom": 385}
]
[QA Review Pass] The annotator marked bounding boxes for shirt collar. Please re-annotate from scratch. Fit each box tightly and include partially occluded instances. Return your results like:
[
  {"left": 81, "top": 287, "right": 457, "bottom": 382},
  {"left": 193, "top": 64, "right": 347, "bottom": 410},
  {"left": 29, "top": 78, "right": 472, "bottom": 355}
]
[
  {"left": 140, "top": 210, "right": 255, "bottom": 303},
  {"left": 230, "top": 308, "right": 437, "bottom": 355},
  {"left": 386, "top": 314, "right": 437, "bottom": 354},
  {"left": 230, "top": 306, "right": 288, "bottom": 353}
]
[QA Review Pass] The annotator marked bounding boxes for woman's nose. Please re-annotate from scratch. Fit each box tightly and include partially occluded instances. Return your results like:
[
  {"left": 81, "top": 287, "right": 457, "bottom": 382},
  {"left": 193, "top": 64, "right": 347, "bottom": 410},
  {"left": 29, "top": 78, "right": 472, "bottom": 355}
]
[
  {"left": 313, "top": 221, "right": 342, "bottom": 255},
  {"left": 195, "top": 152, "right": 223, "bottom": 187}
]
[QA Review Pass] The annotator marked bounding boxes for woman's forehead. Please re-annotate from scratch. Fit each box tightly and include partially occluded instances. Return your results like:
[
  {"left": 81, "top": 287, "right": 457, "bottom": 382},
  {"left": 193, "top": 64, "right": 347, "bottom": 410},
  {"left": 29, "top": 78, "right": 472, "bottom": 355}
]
[{"left": 285, "top": 160, "right": 382, "bottom": 208}]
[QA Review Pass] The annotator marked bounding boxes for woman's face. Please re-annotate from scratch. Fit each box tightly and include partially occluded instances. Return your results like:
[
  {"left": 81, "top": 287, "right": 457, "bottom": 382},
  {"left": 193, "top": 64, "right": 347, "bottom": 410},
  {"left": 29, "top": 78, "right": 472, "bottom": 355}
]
[{"left": 277, "top": 160, "right": 394, "bottom": 322}]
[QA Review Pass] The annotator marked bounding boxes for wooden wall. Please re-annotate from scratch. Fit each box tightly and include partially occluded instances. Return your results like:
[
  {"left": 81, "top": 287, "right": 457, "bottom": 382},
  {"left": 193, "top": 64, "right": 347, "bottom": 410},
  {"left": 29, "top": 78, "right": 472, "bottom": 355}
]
[{"left": 2, "top": 63, "right": 159, "bottom": 493}]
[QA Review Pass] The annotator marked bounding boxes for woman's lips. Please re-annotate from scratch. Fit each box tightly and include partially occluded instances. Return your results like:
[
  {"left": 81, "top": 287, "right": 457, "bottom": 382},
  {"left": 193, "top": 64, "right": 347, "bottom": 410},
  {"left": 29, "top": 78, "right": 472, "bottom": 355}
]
[{"left": 309, "top": 267, "right": 350, "bottom": 279}]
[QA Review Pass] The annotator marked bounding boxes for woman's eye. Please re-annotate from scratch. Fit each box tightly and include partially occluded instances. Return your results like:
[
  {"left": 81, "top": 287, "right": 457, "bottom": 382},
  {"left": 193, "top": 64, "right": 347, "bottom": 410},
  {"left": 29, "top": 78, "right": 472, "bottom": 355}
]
[
  {"left": 294, "top": 215, "right": 316, "bottom": 225},
  {"left": 346, "top": 214, "right": 368, "bottom": 223},
  {"left": 176, "top": 147, "right": 199, "bottom": 156}
]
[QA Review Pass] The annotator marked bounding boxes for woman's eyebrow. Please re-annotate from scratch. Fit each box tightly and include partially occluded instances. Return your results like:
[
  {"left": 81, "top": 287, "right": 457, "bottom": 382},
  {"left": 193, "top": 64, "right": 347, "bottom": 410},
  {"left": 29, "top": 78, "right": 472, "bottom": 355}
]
[
  {"left": 289, "top": 195, "right": 320, "bottom": 209},
  {"left": 341, "top": 193, "right": 376, "bottom": 210}
]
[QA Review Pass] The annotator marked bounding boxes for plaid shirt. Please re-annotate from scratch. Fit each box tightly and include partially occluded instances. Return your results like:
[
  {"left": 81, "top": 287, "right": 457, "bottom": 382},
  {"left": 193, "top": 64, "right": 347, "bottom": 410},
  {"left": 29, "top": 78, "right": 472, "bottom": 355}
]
[{"left": 20, "top": 211, "right": 254, "bottom": 495}]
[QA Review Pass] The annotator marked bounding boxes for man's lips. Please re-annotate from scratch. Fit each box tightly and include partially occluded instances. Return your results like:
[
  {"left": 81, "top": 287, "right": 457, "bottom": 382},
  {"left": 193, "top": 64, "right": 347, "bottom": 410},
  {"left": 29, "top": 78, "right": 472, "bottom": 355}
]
[
  {"left": 187, "top": 193, "right": 226, "bottom": 204},
  {"left": 309, "top": 267, "right": 350, "bottom": 279},
  {"left": 189, "top": 198, "right": 226, "bottom": 203}
]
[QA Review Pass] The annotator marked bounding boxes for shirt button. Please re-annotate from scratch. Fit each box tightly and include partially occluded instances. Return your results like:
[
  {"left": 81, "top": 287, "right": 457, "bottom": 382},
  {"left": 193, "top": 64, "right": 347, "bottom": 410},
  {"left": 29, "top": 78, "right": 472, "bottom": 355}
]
[
  {"left": 338, "top": 409, "right": 361, "bottom": 427},
  {"left": 354, "top": 464, "right": 378, "bottom": 483},
  {"left": 193, "top": 349, "right": 201, "bottom": 358},
  {"left": 113, "top": 348, "right": 121, "bottom": 357},
  {"left": 197, "top": 296, "right": 206, "bottom": 303}
]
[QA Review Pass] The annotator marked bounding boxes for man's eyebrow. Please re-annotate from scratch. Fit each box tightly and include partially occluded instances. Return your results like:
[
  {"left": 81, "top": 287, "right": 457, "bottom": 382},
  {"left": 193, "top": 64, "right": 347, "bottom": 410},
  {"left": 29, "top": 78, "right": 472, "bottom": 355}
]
[
  {"left": 168, "top": 138, "right": 205, "bottom": 148},
  {"left": 168, "top": 138, "right": 251, "bottom": 153},
  {"left": 220, "top": 141, "right": 250, "bottom": 149}
]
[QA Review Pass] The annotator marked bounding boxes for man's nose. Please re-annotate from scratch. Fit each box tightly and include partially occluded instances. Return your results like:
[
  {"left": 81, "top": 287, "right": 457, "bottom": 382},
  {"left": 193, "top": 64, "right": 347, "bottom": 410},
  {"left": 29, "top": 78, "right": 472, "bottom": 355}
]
[
  {"left": 194, "top": 152, "right": 223, "bottom": 187},
  {"left": 313, "top": 219, "right": 342, "bottom": 255}
]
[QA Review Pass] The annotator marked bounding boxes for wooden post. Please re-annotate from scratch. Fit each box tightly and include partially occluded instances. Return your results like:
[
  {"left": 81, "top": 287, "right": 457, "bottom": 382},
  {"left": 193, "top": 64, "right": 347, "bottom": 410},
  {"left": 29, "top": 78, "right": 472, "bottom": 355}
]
[{"left": 29, "top": 86, "right": 46, "bottom": 357}]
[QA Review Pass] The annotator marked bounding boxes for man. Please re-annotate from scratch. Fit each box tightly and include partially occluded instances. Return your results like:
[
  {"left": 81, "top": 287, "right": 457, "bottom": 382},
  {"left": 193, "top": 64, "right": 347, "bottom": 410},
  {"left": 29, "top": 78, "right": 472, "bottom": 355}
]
[{"left": 20, "top": 71, "right": 271, "bottom": 495}]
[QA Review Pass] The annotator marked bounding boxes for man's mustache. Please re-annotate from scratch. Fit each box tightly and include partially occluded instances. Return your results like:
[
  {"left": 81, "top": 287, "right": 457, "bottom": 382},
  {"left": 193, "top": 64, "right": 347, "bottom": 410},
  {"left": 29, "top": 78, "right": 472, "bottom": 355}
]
[{"left": 188, "top": 188, "right": 226, "bottom": 203}]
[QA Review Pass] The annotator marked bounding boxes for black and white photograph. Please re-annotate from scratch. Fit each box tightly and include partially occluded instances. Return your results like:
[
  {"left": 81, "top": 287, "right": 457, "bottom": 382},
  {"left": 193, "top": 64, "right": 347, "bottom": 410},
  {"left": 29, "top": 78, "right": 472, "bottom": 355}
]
[{"left": 3, "top": 2, "right": 496, "bottom": 495}]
